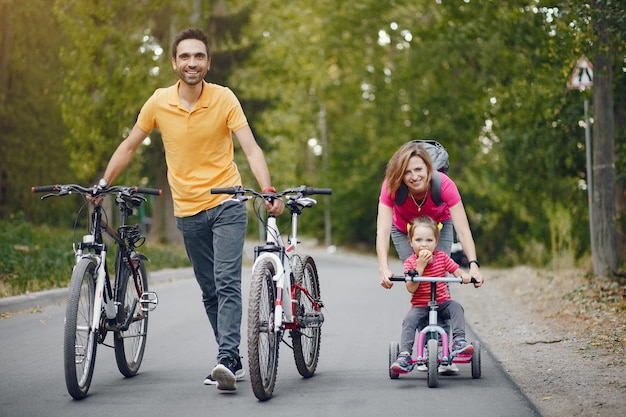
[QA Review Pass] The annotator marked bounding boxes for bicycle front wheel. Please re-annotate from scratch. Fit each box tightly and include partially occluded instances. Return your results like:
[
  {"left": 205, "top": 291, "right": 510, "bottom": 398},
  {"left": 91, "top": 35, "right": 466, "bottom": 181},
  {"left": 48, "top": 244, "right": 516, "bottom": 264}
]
[
  {"left": 292, "top": 255, "right": 322, "bottom": 378},
  {"left": 114, "top": 258, "right": 149, "bottom": 377},
  {"left": 247, "top": 259, "right": 279, "bottom": 401},
  {"left": 64, "top": 258, "right": 98, "bottom": 400}
]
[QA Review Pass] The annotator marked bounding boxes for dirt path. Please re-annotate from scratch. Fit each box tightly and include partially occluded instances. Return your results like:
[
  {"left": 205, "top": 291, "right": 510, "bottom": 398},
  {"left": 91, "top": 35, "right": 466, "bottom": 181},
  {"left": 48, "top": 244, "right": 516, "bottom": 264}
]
[{"left": 453, "top": 266, "right": 625, "bottom": 417}]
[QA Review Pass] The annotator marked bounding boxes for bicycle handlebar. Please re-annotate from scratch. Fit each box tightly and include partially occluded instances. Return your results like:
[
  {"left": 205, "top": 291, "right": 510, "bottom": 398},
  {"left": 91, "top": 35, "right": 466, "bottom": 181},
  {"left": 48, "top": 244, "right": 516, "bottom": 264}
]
[
  {"left": 211, "top": 185, "right": 332, "bottom": 197},
  {"left": 31, "top": 184, "right": 162, "bottom": 198}
]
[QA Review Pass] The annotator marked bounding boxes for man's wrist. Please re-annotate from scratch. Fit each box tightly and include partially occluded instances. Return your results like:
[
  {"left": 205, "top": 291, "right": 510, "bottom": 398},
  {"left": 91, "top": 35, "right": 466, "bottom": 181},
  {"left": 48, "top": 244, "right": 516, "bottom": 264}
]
[
  {"left": 468, "top": 259, "right": 480, "bottom": 268},
  {"left": 262, "top": 186, "right": 276, "bottom": 193}
]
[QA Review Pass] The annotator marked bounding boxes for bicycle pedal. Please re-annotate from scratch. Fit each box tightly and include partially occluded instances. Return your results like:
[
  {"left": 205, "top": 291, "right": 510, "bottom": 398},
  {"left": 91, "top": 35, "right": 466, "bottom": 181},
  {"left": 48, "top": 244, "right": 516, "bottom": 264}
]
[
  {"left": 140, "top": 291, "right": 158, "bottom": 311},
  {"left": 299, "top": 311, "right": 324, "bottom": 328}
]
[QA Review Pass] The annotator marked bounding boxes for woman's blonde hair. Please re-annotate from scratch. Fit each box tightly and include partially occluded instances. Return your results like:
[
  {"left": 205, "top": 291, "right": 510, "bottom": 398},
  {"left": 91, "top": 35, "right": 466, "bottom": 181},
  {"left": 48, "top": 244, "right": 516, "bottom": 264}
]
[{"left": 384, "top": 142, "right": 433, "bottom": 200}]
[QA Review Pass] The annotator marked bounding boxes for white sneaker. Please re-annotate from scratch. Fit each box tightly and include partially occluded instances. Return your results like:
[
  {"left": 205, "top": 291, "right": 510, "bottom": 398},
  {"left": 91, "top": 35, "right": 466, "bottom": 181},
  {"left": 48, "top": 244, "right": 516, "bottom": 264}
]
[
  {"left": 438, "top": 363, "right": 459, "bottom": 374},
  {"left": 416, "top": 364, "right": 428, "bottom": 372},
  {"left": 207, "top": 357, "right": 245, "bottom": 390},
  {"left": 204, "top": 368, "right": 245, "bottom": 385}
]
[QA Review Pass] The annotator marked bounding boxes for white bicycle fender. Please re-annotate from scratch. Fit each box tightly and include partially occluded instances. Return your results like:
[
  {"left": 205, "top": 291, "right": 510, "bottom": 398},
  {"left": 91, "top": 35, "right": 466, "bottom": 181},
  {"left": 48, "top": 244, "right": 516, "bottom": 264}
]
[{"left": 253, "top": 252, "right": 285, "bottom": 331}]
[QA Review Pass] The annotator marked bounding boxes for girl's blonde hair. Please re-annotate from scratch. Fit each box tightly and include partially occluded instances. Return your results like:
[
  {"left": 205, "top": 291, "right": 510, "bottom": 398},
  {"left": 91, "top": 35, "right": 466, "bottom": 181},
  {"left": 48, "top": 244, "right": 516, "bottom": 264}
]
[
  {"left": 407, "top": 216, "right": 440, "bottom": 242},
  {"left": 384, "top": 142, "right": 433, "bottom": 200}
]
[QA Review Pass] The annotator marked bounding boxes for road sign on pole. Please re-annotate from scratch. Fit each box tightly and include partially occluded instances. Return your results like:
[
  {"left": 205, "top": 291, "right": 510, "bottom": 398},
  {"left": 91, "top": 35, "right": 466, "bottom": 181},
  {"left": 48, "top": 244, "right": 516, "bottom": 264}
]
[
  {"left": 567, "top": 56, "right": 593, "bottom": 90},
  {"left": 567, "top": 55, "right": 595, "bottom": 265}
]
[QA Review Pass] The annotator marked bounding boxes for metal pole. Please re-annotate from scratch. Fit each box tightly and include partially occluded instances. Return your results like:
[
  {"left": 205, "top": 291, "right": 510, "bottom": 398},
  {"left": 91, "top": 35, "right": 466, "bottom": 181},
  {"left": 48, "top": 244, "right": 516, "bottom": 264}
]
[
  {"left": 319, "top": 103, "right": 332, "bottom": 249},
  {"left": 584, "top": 99, "right": 595, "bottom": 260}
]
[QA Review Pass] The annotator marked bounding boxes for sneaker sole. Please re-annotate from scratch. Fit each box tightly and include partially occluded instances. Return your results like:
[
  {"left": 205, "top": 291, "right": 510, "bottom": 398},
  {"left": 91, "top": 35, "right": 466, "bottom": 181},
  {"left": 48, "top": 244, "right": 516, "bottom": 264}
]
[
  {"left": 204, "top": 369, "right": 245, "bottom": 385},
  {"left": 390, "top": 364, "right": 411, "bottom": 374},
  {"left": 211, "top": 364, "right": 237, "bottom": 391},
  {"left": 438, "top": 364, "right": 460, "bottom": 374},
  {"left": 454, "top": 345, "right": 475, "bottom": 356}
]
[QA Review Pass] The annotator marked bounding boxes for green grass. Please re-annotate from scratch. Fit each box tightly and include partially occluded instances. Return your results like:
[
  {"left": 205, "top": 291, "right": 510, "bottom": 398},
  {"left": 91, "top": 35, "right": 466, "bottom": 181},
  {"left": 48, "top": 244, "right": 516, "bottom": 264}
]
[{"left": 0, "top": 218, "right": 190, "bottom": 298}]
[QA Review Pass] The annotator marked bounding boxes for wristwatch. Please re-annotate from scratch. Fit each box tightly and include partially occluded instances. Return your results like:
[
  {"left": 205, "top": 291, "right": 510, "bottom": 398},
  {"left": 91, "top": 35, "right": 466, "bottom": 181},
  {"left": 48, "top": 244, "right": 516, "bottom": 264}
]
[
  {"left": 98, "top": 178, "right": 109, "bottom": 189},
  {"left": 468, "top": 259, "right": 480, "bottom": 268}
]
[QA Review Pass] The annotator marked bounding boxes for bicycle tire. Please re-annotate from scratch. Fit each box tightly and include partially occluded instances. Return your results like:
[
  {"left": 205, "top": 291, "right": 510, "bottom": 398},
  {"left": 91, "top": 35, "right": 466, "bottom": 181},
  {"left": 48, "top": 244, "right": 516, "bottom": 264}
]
[
  {"left": 114, "top": 258, "right": 149, "bottom": 377},
  {"left": 64, "top": 258, "right": 98, "bottom": 400},
  {"left": 471, "top": 340, "right": 482, "bottom": 379},
  {"left": 427, "top": 338, "right": 439, "bottom": 388},
  {"left": 247, "top": 259, "right": 279, "bottom": 401},
  {"left": 291, "top": 255, "right": 322, "bottom": 378}
]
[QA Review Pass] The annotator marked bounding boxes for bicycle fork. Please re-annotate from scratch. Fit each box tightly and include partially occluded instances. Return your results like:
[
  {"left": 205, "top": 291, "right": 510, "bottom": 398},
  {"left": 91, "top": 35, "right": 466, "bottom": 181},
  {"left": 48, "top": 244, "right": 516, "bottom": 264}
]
[{"left": 253, "top": 251, "right": 291, "bottom": 332}]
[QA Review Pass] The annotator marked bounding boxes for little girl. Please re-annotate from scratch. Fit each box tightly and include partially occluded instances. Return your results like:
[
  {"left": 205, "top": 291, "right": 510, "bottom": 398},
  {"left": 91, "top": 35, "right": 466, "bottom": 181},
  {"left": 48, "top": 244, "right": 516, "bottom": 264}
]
[{"left": 390, "top": 216, "right": 482, "bottom": 374}]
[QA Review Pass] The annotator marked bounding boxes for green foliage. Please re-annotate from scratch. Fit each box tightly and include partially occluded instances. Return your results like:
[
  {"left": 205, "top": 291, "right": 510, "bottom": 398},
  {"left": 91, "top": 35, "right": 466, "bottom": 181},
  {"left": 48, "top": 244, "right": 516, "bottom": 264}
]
[
  {"left": 0, "top": 0, "right": 74, "bottom": 222},
  {"left": 0, "top": 216, "right": 189, "bottom": 298},
  {"left": 1, "top": 0, "right": 624, "bottom": 272},
  {"left": 0, "top": 214, "right": 76, "bottom": 296},
  {"left": 53, "top": 0, "right": 178, "bottom": 183}
]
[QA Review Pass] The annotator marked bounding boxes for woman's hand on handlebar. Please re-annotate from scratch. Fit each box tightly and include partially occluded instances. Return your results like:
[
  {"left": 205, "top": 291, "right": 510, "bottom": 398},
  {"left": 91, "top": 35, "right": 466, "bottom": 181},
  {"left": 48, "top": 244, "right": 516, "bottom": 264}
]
[
  {"left": 379, "top": 267, "right": 394, "bottom": 289},
  {"left": 470, "top": 263, "right": 484, "bottom": 288}
]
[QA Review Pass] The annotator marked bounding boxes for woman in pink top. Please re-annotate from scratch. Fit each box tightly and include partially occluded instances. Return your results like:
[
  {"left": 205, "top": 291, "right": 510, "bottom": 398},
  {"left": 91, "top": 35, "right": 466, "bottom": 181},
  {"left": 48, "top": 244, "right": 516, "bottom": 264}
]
[{"left": 376, "top": 141, "right": 484, "bottom": 289}]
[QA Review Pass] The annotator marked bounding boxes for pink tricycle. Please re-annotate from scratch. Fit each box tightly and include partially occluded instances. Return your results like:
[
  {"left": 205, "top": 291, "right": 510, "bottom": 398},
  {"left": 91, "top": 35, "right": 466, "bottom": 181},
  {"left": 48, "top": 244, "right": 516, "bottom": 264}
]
[{"left": 388, "top": 272, "right": 481, "bottom": 388}]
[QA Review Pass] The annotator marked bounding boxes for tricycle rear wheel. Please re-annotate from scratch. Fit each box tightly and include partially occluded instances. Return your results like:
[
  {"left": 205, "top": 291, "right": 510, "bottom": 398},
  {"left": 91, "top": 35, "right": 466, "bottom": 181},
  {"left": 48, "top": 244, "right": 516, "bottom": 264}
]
[
  {"left": 388, "top": 341, "right": 400, "bottom": 379},
  {"left": 471, "top": 340, "right": 481, "bottom": 379}
]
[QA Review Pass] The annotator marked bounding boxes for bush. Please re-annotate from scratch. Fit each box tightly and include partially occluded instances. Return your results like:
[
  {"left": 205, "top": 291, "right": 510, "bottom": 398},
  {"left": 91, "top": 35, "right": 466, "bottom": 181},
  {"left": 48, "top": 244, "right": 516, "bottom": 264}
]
[{"left": 0, "top": 216, "right": 190, "bottom": 298}]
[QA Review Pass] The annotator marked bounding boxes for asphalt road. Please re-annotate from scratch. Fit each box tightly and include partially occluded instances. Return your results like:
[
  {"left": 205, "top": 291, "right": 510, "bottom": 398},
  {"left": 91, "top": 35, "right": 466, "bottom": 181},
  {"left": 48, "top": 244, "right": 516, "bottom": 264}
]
[{"left": 0, "top": 249, "right": 541, "bottom": 417}]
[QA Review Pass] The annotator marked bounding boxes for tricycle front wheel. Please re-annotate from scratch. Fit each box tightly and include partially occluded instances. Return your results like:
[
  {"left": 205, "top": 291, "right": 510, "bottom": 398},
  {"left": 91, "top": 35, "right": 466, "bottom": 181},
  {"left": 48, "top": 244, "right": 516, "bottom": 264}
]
[{"left": 426, "top": 338, "right": 439, "bottom": 388}]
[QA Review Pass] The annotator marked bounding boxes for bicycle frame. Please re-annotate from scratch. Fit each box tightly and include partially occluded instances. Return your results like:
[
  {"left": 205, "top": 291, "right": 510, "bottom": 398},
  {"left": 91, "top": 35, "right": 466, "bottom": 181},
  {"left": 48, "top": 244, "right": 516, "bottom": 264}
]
[
  {"left": 74, "top": 204, "right": 156, "bottom": 337},
  {"left": 253, "top": 200, "right": 318, "bottom": 332}
]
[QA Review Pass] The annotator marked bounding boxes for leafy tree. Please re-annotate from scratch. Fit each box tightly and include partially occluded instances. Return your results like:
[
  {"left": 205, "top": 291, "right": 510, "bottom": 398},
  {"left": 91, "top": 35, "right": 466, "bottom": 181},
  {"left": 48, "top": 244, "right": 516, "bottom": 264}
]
[
  {"left": 53, "top": 0, "right": 178, "bottom": 184},
  {"left": 0, "top": 0, "right": 74, "bottom": 223}
]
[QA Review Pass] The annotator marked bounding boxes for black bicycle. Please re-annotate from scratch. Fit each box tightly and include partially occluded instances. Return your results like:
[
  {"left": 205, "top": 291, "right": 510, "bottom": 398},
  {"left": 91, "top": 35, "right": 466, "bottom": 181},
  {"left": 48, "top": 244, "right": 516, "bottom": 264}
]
[{"left": 32, "top": 183, "right": 161, "bottom": 399}]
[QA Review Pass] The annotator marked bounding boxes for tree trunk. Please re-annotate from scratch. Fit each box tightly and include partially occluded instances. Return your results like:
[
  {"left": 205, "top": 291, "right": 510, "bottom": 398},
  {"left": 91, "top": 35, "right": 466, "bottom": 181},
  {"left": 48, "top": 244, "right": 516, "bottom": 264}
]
[
  {"left": 591, "top": 14, "right": 617, "bottom": 277},
  {"left": 147, "top": 168, "right": 182, "bottom": 245}
]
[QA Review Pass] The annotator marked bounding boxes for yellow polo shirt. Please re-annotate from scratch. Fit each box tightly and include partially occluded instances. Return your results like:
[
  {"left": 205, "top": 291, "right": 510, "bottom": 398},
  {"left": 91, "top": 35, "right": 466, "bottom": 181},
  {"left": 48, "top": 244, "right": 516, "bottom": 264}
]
[{"left": 137, "top": 80, "right": 248, "bottom": 217}]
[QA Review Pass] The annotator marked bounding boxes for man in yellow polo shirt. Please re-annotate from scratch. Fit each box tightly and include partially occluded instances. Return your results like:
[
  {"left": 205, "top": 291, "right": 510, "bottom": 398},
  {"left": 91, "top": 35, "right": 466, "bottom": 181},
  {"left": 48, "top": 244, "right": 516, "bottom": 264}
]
[{"left": 98, "top": 28, "right": 283, "bottom": 392}]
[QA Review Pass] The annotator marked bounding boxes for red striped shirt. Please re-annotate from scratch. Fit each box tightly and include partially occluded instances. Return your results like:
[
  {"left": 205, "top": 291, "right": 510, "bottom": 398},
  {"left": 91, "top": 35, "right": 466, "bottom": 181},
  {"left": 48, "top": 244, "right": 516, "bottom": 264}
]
[{"left": 403, "top": 250, "right": 459, "bottom": 307}]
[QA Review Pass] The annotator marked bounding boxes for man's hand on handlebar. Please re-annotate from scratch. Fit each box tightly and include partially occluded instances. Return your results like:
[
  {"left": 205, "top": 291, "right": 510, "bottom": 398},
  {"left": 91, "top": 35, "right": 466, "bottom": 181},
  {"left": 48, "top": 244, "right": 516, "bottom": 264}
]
[{"left": 266, "top": 197, "right": 284, "bottom": 216}]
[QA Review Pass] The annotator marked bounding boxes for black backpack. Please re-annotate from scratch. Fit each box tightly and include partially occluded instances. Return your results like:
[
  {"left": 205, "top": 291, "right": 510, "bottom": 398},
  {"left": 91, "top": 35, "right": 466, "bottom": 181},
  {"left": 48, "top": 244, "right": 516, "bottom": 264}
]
[{"left": 393, "top": 140, "right": 449, "bottom": 206}]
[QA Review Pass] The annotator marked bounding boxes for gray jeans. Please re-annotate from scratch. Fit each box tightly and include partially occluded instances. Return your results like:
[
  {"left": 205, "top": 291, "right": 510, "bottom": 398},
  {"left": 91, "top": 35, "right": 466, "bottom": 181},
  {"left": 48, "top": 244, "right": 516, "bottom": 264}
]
[
  {"left": 176, "top": 200, "right": 247, "bottom": 362},
  {"left": 400, "top": 300, "right": 466, "bottom": 354}
]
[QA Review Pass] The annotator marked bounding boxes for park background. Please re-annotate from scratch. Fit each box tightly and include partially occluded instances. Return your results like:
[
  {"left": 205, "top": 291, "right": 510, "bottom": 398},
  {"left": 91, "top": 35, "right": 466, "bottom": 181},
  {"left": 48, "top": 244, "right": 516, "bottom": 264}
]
[{"left": 1, "top": 0, "right": 624, "bottom": 295}]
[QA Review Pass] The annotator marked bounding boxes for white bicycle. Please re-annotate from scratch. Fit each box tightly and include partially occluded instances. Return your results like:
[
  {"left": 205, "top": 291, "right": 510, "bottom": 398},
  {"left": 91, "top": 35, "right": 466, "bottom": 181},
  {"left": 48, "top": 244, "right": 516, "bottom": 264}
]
[{"left": 211, "top": 185, "right": 332, "bottom": 401}]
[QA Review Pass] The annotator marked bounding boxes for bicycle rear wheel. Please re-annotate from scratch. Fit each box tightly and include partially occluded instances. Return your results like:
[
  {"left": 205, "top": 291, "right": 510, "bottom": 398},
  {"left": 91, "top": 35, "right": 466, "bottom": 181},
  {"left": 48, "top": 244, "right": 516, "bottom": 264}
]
[
  {"left": 64, "top": 258, "right": 98, "bottom": 400},
  {"left": 292, "top": 255, "right": 322, "bottom": 378},
  {"left": 114, "top": 258, "right": 149, "bottom": 377},
  {"left": 247, "top": 259, "right": 279, "bottom": 401}
]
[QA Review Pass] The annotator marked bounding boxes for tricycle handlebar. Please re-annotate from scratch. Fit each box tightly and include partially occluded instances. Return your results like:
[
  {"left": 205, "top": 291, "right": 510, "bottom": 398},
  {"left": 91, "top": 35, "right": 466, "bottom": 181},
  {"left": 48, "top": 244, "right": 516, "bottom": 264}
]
[{"left": 390, "top": 275, "right": 478, "bottom": 284}]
